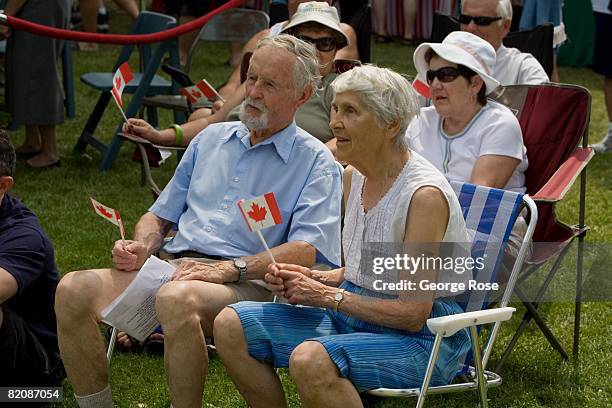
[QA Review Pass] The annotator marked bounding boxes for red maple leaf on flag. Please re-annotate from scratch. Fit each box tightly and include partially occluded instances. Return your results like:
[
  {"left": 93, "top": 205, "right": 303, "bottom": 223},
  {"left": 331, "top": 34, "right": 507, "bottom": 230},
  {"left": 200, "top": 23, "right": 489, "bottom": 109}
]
[
  {"left": 248, "top": 203, "right": 267, "bottom": 222},
  {"left": 96, "top": 205, "right": 114, "bottom": 219},
  {"left": 115, "top": 76, "right": 122, "bottom": 89},
  {"left": 191, "top": 90, "right": 202, "bottom": 98}
]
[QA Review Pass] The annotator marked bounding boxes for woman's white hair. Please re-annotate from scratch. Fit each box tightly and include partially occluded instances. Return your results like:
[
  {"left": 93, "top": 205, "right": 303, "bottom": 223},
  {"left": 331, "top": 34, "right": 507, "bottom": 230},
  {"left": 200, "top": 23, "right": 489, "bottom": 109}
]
[
  {"left": 256, "top": 34, "right": 321, "bottom": 92},
  {"left": 330, "top": 65, "right": 420, "bottom": 149}
]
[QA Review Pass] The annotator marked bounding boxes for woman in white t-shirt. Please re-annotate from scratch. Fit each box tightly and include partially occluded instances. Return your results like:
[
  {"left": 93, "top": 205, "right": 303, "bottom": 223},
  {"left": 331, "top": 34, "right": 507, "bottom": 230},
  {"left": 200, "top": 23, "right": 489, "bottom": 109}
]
[{"left": 406, "top": 31, "right": 528, "bottom": 193}]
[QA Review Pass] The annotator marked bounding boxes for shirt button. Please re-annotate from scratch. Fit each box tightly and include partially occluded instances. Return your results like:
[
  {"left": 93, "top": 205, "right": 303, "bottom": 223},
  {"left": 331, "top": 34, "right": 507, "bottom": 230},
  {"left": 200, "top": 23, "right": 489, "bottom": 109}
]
[
  {"left": 233, "top": 177, "right": 240, "bottom": 182},
  {"left": 222, "top": 204, "right": 228, "bottom": 210}
]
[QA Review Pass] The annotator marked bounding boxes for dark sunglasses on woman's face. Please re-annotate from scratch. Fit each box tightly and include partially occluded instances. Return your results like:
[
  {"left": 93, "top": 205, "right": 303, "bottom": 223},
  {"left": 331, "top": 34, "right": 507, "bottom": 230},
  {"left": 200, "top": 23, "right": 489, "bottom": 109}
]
[
  {"left": 426, "top": 66, "right": 471, "bottom": 85},
  {"left": 459, "top": 14, "right": 503, "bottom": 26},
  {"left": 295, "top": 35, "right": 337, "bottom": 52}
]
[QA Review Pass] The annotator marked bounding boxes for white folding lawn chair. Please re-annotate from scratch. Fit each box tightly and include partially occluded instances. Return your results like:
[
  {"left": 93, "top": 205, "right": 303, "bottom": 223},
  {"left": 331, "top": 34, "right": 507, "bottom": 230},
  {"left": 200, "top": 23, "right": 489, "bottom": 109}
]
[{"left": 367, "top": 181, "right": 537, "bottom": 407}]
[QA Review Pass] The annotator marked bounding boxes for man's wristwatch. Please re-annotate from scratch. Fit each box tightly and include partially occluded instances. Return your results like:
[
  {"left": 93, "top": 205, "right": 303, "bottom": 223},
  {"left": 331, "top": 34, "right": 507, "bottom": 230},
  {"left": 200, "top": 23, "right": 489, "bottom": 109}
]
[
  {"left": 333, "top": 289, "right": 346, "bottom": 312},
  {"left": 233, "top": 258, "right": 247, "bottom": 283}
]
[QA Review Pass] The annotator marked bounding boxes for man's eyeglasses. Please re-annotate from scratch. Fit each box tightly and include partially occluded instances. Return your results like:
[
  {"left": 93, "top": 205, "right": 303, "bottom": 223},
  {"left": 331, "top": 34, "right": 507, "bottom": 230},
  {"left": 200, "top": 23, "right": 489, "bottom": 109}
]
[
  {"left": 426, "top": 66, "right": 472, "bottom": 85},
  {"left": 295, "top": 35, "right": 337, "bottom": 52},
  {"left": 459, "top": 14, "right": 503, "bottom": 26}
]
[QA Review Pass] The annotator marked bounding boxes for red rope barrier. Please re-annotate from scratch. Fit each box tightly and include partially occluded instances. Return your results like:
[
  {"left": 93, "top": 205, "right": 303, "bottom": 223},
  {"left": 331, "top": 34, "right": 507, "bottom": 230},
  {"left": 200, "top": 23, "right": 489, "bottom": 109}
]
[{"left": 3, "top": 0, "right": 246, "bottom": 45}]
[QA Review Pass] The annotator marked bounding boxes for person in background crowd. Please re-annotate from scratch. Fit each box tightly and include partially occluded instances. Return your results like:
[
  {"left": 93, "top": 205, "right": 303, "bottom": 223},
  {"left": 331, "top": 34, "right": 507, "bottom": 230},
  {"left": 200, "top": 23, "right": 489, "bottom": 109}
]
[
  {"left": 217, "top": 0, "right": 358, "bottom": 99},
  {"left": 0, "top": 0, "right": 70, "bottom": 168},
  {"left": 77, "top": 0, "right": 139, "bottom": 51},
  {"left": 372, "top": 0, "right": 417, "bottom": 45},
  {"left": 461, "top": 0, "right": 549, "bottom": 85},
  {"left": 519, "top": 0, "right": 564, "bottom": 82},
  {"left": 0, "top": 132, "right": 65, "bottom": 387},
  {"left": 591, "top": 0, "right": 612, "bottom": 153},
  {"left": 125, "top": 1, "right": 350, "bottom": 153}
]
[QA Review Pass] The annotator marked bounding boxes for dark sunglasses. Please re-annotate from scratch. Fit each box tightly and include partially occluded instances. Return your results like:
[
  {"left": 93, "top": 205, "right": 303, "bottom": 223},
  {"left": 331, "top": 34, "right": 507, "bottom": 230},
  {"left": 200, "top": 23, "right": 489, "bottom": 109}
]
[
  {"left": 459, "top": 14, "right": 503, "bottom": 26},
  {"left": 426, "top": 66, "right": 472, "bottom": 85},
  {"left": 295, "top": 35, "right": 337, "bottom": 52}
]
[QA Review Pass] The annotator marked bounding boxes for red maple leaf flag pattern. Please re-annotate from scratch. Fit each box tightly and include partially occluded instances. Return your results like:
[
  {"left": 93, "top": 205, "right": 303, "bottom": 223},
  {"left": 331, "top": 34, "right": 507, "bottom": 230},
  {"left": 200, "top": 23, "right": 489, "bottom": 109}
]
[
  {"left": 179, "top": 79, "right": 222, "bottom": 104},
  {"left": 88, "top": 196, "right": 126, "bottom": 238},
  {"left": 237, "top": 192, "right": 283, "bottom": 232},
  {"left": 111, "top": 62, "right": 133, "bottom": 108}
]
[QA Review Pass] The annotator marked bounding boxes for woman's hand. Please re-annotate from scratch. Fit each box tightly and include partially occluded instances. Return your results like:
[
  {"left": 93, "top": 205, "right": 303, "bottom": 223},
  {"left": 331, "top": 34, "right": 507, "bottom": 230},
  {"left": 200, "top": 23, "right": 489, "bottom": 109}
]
[
  {"left": 265, "top": 263, "right": 312, "bottom": 298},
  {"left": 272, "top": 265, "right": 336, "bottom": 308},
  {"left": 122, "top": 118, "right": 167, "bottom": 145}
]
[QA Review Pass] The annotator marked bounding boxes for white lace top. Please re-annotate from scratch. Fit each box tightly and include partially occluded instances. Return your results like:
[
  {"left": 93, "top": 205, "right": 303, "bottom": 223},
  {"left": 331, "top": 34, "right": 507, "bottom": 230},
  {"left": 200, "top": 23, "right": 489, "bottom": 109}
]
[{"left": 342, "top": 151, "right": 471, "bottom": 297}]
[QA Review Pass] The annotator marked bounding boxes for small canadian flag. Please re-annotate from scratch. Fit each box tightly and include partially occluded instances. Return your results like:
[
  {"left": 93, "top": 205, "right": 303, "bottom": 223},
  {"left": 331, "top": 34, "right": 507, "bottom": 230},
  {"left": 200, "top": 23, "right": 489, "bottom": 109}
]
[
  {"left": 237, "top": 192, "right": 283, "bottom": 232},
  {"left": 412, "top": 73, "right": 430, "bottom": 99},
  {"left": 89, "top": 196, "right": 126, "bottom": 241},
  {"left": 179, "top": 79, "right": 222, "bottom": 104},
  {"left": 111, "top": 62, "right": 134, "bottom": 108}
]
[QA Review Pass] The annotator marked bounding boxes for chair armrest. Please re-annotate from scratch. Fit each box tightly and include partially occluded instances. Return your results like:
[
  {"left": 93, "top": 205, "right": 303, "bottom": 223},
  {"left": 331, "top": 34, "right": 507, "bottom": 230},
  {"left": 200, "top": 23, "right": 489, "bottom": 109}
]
[
  {"left": 532, "top": 147, "right": 594, "bottom": 203},
  {"left": 118, "top": 132, "right": 154, "bottom": 145},
  {"left": 426, "top": 307, "right": 516, "bottom": 337}
]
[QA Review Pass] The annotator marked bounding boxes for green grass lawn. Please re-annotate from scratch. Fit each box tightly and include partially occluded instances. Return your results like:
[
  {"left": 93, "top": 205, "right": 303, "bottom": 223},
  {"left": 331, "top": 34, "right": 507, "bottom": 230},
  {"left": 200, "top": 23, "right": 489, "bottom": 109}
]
[{"left": 3, "top": 7, "right": 612, "bottom": 408}]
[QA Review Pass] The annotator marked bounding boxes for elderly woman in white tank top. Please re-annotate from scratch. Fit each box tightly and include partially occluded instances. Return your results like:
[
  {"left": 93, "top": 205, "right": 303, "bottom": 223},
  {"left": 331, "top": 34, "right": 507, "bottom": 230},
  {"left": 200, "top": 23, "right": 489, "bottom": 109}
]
[
  {"left": 407, "top": 31, "right": 528, "bottom": 194},
  {"left": 211, "top": 66, "right": 473, "bottom": 406}
]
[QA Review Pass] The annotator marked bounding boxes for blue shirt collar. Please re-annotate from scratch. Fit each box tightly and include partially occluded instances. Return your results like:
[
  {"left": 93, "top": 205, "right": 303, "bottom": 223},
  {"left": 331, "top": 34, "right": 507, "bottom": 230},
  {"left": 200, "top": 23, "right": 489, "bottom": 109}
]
[{"left": 228, "top": 121, "right": 297, "bottom": 164}]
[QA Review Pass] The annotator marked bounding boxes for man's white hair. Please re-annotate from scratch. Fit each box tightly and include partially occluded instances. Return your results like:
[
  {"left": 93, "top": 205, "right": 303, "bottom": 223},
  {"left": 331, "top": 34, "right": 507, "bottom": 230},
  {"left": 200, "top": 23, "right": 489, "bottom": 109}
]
[
  {"left": 462, "top": 0, "right": 513, "bottom": 26},
  {"left": 330, "top": 65, "right": 420, "bottom": 150},
  {"left": 255, "top": 34, "right": 321, "bottom": 92}
]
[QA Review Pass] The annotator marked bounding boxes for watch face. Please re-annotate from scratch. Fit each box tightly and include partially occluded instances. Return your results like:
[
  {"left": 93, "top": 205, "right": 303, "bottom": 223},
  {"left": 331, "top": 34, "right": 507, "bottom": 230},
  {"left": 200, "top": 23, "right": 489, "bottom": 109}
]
[
  {"left": 235, "top": 259, "right": 247, "bottom": 268},
  {"left": 334, "top": 292, "right": 343, "bottom": 301}
]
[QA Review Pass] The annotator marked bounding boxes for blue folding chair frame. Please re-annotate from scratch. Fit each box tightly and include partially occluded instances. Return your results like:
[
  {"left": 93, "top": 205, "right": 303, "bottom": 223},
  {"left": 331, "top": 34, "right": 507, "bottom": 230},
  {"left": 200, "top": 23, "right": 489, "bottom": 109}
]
[
  {"left": 72, "top": 11, "right": 180, "bottom": 171},
  {"left": 368, "top": 181, "right": 538, "bottom": 408}
]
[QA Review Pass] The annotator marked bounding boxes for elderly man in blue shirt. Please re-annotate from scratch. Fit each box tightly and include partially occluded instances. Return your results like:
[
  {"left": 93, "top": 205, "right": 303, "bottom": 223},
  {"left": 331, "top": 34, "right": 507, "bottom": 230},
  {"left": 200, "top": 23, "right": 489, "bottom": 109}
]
[{"left": 55, "top": 34, "right": 342, "bottom": 408}]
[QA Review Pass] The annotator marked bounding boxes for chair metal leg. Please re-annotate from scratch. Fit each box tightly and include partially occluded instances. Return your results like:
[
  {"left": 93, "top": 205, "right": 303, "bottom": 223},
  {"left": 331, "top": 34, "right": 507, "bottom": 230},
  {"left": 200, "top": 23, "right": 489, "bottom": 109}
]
[
  {"left": 470, "top": 326, "right": 488, "bottom": 408},
  {"left": 416, "top": 334, "right": 443, "bottom": 408},
  {"left": 574, "top": 233, "right": 586, "bottom": 360},
  {"left": 496, "top": 243, "right": 572, "bottom": 371},
  {"left": 495, "top": 287, "right": 568, "bottom": 372}
]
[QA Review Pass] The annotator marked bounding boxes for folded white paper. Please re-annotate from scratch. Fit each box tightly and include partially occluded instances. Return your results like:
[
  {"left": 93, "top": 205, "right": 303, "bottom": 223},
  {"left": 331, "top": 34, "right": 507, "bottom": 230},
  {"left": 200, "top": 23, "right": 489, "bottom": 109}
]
[{"left": 101, "top": 256, "right": 175, "bottom": 342}]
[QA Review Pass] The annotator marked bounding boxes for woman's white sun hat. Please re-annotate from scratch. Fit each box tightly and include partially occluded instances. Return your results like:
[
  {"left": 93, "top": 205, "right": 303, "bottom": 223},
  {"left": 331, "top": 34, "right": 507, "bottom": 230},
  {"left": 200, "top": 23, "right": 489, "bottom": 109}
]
[
  {"left": 413, "top": 31, "right": 500, "bottom": 94},
  {"left": 281, "top": 1, "right": 349, "bottom": 49}
]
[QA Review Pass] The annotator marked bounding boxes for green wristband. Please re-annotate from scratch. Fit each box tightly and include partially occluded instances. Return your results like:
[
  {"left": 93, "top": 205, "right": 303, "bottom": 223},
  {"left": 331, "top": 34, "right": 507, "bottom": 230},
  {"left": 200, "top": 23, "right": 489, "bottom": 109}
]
[{"left": 169, "top": 124, "right": 183, "bottom": 146}]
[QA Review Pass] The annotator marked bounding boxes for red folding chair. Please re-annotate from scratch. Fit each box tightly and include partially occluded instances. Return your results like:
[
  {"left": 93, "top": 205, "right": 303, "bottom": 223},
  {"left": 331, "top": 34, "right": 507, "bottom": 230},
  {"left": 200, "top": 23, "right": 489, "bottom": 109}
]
[{"left": 490, "top": 83, "right": 594, "bottom": 370}]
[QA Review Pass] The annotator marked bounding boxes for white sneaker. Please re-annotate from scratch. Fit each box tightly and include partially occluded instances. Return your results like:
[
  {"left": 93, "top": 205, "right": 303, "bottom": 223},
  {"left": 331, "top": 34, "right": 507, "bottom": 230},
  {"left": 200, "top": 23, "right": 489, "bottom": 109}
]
[{"left": 592, "top": 132, "right": 612, "bottom": 153}]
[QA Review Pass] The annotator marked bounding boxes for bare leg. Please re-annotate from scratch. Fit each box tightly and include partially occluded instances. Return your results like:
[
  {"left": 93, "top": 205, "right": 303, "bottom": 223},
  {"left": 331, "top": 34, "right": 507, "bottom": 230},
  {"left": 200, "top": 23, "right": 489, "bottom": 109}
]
[
  {"left": 214, "top": 308, "right": 287, "bottom": 408},
  {"left": 593, "top": 77, "right": 612, "bottom": 152},
  {"left": 551, "top": 53, "right": 559, "bottom": 83},
  {"left": 155, "top": 280, "right": 242, "bottom": 408},
  {"left": 15, "top": 126, "right": 41, "bottom": 155},
  {"left": 178, "top": 15, "right": 197, "bottom": 68},
  {"left": 112, "top": 0, "right": 139, "bottom": 19},
  {"left": 372, "top": 0, "right": 387, "bottom": 38},
  {"left": 402, "top": 0, "right": 417, "bottom": 42},
  {"left": 229, "top": 42, "right": 243, "bottom": 67},
  {"left": 55, "top": 268, "right": 138, "bottom": 395},
  {"left": 290, "top": 341, "right": 363, "bottom": 408},
  {"left": 78, "top": 0, "right": 99, "bottom": 51},
  {"left": 27, "top": 125, "right": 59, "bottom": 167}
]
